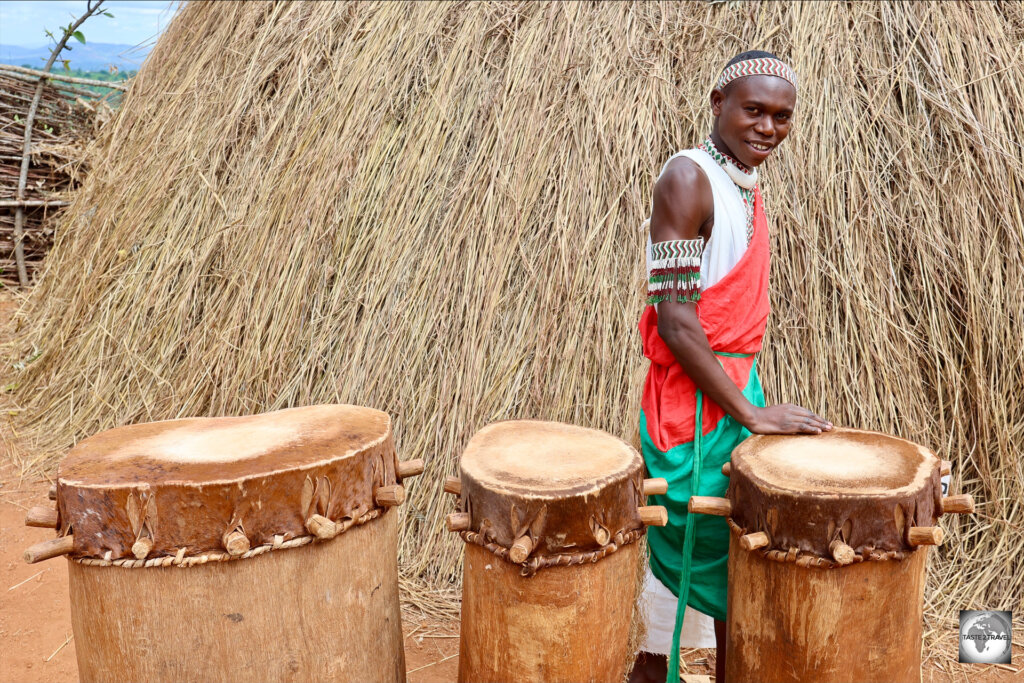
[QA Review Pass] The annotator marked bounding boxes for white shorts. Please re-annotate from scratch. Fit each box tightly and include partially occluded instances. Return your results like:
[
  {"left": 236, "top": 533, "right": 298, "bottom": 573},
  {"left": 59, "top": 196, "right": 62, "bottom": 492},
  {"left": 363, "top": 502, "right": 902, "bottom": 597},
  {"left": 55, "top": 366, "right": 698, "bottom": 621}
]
[{"left": 638, "top": 565, "right": 717, "bottom": 653}]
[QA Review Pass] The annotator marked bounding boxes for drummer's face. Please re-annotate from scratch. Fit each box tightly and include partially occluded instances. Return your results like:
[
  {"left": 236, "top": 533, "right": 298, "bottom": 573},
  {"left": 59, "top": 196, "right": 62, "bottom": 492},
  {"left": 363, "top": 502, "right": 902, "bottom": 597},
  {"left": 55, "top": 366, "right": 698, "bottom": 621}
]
[{"left": 711, "top": 75, "right": 796, "bottom": 168}]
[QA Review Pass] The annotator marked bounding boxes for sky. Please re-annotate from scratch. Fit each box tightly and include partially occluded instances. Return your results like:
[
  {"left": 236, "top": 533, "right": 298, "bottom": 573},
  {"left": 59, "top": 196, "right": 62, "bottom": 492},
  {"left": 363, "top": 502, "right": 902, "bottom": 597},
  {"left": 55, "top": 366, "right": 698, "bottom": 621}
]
[{"left": 0, "top": 1, "right": 180, "bottom": 48}]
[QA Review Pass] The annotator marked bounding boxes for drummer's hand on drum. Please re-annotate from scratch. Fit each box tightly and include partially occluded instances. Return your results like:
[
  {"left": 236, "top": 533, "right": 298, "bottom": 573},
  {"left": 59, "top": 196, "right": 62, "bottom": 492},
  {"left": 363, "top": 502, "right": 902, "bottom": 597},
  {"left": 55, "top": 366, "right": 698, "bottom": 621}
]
[{"left": 744, "top": 403, "right": 832, "bottom": 435}]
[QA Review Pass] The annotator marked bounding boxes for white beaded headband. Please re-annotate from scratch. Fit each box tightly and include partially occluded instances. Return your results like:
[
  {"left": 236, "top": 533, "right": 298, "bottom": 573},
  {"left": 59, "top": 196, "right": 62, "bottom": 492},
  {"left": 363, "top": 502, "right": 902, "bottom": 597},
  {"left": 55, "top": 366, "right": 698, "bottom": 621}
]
[{"left": 717, "top": 57, "right": 797, "bottom": 90}]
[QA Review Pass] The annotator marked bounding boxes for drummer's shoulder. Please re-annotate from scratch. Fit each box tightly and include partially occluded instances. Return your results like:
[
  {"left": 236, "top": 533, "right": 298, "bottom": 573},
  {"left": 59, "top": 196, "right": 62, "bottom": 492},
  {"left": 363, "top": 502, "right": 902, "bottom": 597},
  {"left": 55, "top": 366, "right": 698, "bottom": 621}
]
[
  {"left": 657, "top": 156, "right": 709, "bottom": 197},
  {"left": 651, "top": 158, "right": 712, "bottom": 240}
]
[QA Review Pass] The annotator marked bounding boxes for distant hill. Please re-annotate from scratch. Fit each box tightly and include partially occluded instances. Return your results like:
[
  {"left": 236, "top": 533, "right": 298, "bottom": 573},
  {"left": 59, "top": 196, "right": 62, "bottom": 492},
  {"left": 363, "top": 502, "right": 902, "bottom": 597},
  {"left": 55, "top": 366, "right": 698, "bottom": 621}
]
[{"left": 0, "top": 42, "right": 151, "bottom": 72}]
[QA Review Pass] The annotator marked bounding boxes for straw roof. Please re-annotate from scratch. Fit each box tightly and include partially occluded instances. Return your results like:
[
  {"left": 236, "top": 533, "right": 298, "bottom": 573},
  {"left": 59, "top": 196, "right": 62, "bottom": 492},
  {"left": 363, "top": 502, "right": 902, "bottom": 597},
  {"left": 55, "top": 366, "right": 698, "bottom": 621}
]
[{"left": 4, "top": 1, "right": 1022, "bottom": 626}]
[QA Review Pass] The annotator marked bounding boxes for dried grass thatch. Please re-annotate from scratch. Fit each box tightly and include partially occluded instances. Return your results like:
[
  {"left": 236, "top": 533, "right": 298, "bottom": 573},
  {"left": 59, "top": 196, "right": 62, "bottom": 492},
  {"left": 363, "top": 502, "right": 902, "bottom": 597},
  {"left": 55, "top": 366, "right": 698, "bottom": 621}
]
[{"left": 4, "top": 0, "right": 1022, "bottom": 638}]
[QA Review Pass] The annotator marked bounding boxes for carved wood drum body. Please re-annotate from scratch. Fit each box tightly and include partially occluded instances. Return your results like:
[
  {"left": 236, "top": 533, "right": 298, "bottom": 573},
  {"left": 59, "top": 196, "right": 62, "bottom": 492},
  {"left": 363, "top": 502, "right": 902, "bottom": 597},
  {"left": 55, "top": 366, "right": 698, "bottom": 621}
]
[
  {"left": 28, "top": 405, "right": 420, "bottom": 683},
  {"left": 706, "top": 428, "right": 972, "bottom": 683},
  {"left": 446, "top": 421, "right": 668, "bottom": 683}
]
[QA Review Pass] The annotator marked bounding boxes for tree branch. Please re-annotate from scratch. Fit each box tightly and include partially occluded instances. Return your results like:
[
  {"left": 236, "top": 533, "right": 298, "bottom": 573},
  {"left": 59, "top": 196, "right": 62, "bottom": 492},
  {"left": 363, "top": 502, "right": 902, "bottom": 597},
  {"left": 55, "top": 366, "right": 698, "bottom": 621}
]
[{"left": 12, "top": 0, "right": 106, "bottom": 286}]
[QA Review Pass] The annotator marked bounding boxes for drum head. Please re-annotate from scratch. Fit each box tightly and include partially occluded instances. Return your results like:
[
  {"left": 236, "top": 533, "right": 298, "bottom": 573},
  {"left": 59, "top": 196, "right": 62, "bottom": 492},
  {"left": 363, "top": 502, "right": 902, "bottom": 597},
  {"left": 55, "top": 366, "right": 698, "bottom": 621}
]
[
  {"left": 461, "top": 420, "right": 641, "bottom": 497},
  {"left": 61, "top": 404, "right": 390, "bottom": 485},
  {"left": 735, "top": 428, "right": 936, "bottom": 496}
]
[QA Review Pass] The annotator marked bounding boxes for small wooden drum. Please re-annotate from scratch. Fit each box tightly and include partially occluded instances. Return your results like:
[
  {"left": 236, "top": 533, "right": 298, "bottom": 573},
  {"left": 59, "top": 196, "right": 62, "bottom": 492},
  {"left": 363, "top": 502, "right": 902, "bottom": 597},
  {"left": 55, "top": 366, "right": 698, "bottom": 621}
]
[
  {"left": 689, "top": 428, "right": 973, "bottom": 683},
  {"left": 444, "top": 420, "right": 669, "bottom": 683},
  {"left": 22, "top": 405, "right": 424, "bottom": 683}
]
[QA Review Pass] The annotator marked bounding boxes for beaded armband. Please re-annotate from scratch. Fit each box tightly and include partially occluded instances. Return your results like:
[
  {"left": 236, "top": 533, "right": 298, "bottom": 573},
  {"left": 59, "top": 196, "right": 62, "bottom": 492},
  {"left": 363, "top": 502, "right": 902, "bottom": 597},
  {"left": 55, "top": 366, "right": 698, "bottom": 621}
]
[{"left": 647, "top": 238, "right": 704, "bottom": 305}]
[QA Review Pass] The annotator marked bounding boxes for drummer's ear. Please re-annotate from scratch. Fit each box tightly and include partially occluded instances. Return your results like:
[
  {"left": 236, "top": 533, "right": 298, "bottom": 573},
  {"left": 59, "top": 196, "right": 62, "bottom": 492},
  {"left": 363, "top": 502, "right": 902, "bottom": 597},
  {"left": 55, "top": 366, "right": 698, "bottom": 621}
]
[{"left": 710, "top": 88, "right": 725, "bottom": 117}]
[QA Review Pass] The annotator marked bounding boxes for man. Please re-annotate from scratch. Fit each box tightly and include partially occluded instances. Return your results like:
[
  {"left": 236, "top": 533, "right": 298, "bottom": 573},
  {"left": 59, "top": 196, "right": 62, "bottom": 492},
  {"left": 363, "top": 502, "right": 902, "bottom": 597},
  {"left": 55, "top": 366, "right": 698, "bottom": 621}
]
[{"left": 631, "top": 51, "right": 832, "bottom": 683}]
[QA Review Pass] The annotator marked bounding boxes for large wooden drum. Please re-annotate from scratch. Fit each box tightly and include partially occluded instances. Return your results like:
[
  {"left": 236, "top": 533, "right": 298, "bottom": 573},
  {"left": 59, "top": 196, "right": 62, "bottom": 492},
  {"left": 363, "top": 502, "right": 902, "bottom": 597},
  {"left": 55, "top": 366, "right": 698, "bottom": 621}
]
[
  {"left": 689, "top": 428, "right": 973, "bottom": 683},
  {"left": 22, "top": 405, "right": 424, "bottom": 683},
  {"left": 444, "top": 420, "right": 669, "bottom": 683}
]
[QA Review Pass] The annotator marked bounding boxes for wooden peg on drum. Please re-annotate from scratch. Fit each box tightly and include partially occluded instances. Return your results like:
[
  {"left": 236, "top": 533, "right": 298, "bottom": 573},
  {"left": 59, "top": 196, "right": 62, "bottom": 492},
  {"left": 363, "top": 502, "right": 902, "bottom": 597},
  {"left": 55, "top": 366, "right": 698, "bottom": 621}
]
[
  {"left": 446, "top": 511, "right": 471, "bottom": 531},
  {"left": 397, "top": 458, "right": 424, "bottom": 479},
  {"left": 222, "top": 528, "right": 250, "bottom": 556},
  {"left": 443, "top": 475, "right": 461, "bottom": 496},
  {"left": 907, "top": 526, "right": 943, "bottom": 546},
  {"left": 688, "top": 495, "right": 732, "bottom": 516},
  {"left": 740, "top": 531, "right": 769, "bottom": 551},
  {"left": 131, "top": 536, "right": 154, "bottom": 560},
  {"left": 305, "top": 513, "right": 339, "bottom": 539},
  {"left": 643, "top": 477, "right": 668, "bottom": 495},
  {"left": 25, "top": 505, "right": 58, "bottom": 529},
  {"left": 374, "top": 484, "right": 405, "bottom": 507},
  {"left": 940, "top": 493, "right": 974, "bottom": 514},
  {"left": 509, "top": 534, "right": 534, "bottom": 563},
  {"left": 24, "top": 535, "right": 74, "bottom": 564},
  {"left": 639, "top": 506, "right": 668, "bottom": 526},
  {"left": 829, "top": 539, "right": 856, "bottom": 565}
]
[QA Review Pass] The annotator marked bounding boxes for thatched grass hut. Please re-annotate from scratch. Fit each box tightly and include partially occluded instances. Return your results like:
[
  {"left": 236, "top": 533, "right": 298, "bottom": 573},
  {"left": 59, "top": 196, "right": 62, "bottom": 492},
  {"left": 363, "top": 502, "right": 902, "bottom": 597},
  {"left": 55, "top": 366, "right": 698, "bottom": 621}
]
[{"left": 4, "top": 0, "right": 1022, "bottom": 636}]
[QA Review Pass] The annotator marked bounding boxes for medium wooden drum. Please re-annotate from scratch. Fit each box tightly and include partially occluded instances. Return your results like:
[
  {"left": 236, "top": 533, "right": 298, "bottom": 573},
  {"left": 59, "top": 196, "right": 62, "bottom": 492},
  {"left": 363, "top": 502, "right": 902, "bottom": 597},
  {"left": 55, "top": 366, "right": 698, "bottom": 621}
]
[
  {"left": 22, "top": 405, "right": 424, "bottom": 683},
  {"left": 689, "top": 427, "right": 973, "bottom": 683},
  {"left": 444, "top": 420, "right": 669, "bottom": 683}
]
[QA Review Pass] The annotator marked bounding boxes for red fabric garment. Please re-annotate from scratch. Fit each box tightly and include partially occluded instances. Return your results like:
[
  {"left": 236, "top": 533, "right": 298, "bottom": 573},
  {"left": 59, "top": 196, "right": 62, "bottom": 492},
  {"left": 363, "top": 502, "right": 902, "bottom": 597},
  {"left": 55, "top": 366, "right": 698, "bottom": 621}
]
[{"left": 640, "top": 187, "right": 771, "bottom": 453}]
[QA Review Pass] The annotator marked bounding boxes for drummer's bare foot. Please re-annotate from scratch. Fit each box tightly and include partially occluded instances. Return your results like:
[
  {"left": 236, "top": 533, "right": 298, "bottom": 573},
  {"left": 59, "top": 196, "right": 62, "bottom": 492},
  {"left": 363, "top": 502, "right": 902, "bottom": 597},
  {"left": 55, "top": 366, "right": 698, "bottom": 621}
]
[{"left": 629, "top": 651, "right": 667, "bottom": 683}]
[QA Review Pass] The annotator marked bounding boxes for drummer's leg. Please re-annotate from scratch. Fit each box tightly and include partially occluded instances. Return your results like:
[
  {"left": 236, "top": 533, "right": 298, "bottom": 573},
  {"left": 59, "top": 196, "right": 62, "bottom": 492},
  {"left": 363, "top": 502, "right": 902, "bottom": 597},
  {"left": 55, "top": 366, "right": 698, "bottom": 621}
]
[
  {"left": 629, "top": 651, "right": 667, "bottom": 683},
  {"left": 714, "top": 618, "right": 726, "bottom": 682}
]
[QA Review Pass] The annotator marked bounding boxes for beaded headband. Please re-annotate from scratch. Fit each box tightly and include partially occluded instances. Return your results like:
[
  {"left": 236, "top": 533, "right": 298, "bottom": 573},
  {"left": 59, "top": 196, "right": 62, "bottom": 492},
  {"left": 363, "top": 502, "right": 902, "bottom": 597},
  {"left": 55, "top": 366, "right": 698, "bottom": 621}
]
[{"left": 717, "top": 57, "right": 797, "bottom": 90}]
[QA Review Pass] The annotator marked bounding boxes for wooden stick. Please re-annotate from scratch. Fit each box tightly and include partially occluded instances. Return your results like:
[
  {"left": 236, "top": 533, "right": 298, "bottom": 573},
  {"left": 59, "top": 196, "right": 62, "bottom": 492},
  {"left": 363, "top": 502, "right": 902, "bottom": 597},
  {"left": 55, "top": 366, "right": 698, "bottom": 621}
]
[
  {"left": 639, "top": 505, "right": 668, "bottom": 527},
  {"left": 643, "top": 478, "right": 668, "bottom": 496},
  {"left": 740, "top": 531, "right": 769, "bottom": 551},
  {"left": 131, "top": 537, "right": 153, "bottom": 560},
  {"left": 305, "top": 514, "right": 338, "bottom": 539},
  {"left": 223, "top": 530, "right": 250, "bottom": 556},
  {"left": 375, "top": 484, "right": 406, "bottom": 507},
  {"left": 940, "top": 494, "right": 974, "bottom": 514},
  {"left": 908, "top": 526, "right": 943, "bottom": 546},
  {"left": 509, "top": 535, "right": 534, "bottom": 563},
  {"left": 24, "top": 506, "right": 57, "bottom": 529},
  {"left": 0, "top": 199, "right": 71, "bottom": 208},
  {"left": 443, "top": 476, "right": 461, "bottom": 496},
  {"left": 397, "top": 459, "right": 425, "bottom": 479},
  {"left": 721, "top": 462, "right": 732, "bottom": 477},
  {"left": 830, "top": 539, "right": 856, "bottom": 565},
  {"left": 688, "top": 496, "right": 732, "bottom": 517},
  {"left": 0, "top": 63, "right": 130, "bottom": 90},
  {"left": 445, "top": 512, "right": 471, "bottom": 532},
  {"left": 48, "top": 484, "right": 57, "bottom": 501},
  {"left": 940, "top": 460, "right": 952, "bottom": 477},
  {"left": 23, "top": 535, "right": 74, "bottom": 564}
]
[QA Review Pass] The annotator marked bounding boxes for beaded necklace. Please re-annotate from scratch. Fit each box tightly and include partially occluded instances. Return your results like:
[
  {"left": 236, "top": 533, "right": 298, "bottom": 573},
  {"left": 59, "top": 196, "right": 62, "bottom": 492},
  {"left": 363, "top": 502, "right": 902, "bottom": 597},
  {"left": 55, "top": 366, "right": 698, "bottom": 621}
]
[{"left": 700, "top": 137, "right": 756, "bottom": 246}]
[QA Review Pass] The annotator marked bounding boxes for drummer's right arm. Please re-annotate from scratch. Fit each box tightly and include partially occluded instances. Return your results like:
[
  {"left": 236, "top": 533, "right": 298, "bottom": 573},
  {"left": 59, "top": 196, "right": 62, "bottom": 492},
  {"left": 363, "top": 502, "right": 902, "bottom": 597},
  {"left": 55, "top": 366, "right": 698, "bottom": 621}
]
[{"left": 650, "top": 160, "right": 831, "bottom": 436}]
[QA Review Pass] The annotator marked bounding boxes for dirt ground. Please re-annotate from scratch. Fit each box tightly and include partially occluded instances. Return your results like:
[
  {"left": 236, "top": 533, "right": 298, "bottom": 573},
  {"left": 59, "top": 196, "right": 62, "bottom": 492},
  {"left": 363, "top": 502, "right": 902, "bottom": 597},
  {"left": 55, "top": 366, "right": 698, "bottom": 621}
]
[{"left": 0, "top": 287, "right": 1021, "bottom": 683}]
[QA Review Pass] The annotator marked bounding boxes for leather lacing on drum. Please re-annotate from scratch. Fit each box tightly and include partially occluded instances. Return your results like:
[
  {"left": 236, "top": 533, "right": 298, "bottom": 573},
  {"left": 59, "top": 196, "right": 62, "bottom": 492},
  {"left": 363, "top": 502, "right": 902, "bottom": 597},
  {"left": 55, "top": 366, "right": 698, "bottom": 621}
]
[
  {"left": 74, "top": 508, "right": 382, "bottom": 568},
  {"left": 725, "top": 517, "right": 910, "bottom": 569},
  {"left": 459, "top": 527, "right": 646, "bottom": 577}
]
